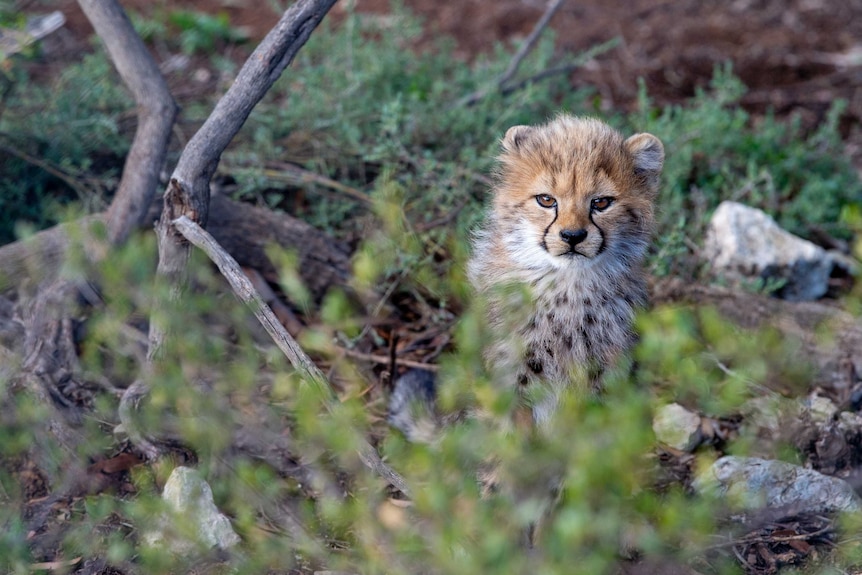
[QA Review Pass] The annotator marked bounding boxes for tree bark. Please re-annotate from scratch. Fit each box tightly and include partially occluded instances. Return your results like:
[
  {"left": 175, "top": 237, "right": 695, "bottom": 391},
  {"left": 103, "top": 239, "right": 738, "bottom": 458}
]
[
  {"left": 147, "top": 0, "right": 338, "bottom": 360},
  {"left": 0, "top": 194, "right": 352, "bottom": 303},
  {"left": 123, "top": 0, "right": 340, "bottom": 460},
  {"left": 77, "top": 0, "right": 177, "bottom": 245}
]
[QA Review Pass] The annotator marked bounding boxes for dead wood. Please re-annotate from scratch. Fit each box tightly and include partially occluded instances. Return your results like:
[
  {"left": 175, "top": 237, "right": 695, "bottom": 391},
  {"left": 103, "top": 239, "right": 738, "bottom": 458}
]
[
  {"left": 3, "top": 1, "right": 176, "bottom": 532},
  {"left": 15, "top": 281, "right": 87, "bottom": 452},
  {"left": 456, "top": 0, "right": 567, "bottom": 107},
  {"left": 77, "top": 0, "right": 177, "bottom": 246},
  {"left": 144, "top": 0, "right": 339, "bottom": 362},
  {"left": 120, "top": 0, "right": 345, "bottom": 468},
  {"left": 207, "top": 194, "right": 351, "bottom": 304},
  {"left": 651, "top": 278, "right": 862, "bottom": 397},
  {"left": 0, "top": 193, "right": 351, "bottom": 303},
  {"left": 173, "top": 214, "right": 411, "bottom": 496}
]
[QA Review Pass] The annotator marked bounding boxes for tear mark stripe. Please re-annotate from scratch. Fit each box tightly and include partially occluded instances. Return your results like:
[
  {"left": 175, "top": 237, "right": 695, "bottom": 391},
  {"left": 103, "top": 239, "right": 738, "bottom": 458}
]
[{"left": 541, "top": 205, "right": 558, "bottom": 252}]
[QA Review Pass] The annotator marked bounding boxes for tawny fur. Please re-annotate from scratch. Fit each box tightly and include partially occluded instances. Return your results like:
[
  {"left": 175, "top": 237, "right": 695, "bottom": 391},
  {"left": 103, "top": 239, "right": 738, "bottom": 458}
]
[{"left": 468, "top": 115, "right": 664, "bottom": 424}]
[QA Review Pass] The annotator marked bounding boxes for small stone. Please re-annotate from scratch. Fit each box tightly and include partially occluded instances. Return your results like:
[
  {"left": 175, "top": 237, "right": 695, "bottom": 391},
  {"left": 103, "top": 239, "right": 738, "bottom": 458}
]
[
  {"left": 839, "top": 410, "right": 862, "bottom": 433},
  {"left": 805, "top": 394, "right": 839, "bottom": 424},
  {"left": 144, "top": 466, "right": 240, "bottom": 553},
  {"left": 703, "top": 201, "right": 835, "bottom": 301},
  {"left": 694, "top": 456, "right": 862, "bottom": 514},
  {"left": 652, "top": 403, "right": 702, "bottom": 451}
]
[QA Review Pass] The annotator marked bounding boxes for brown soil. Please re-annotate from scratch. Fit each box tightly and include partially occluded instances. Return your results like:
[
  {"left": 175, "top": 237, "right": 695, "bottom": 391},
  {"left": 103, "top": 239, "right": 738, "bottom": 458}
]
[{"left": 36, "top": 0, "right": 862, "bottom": 170}]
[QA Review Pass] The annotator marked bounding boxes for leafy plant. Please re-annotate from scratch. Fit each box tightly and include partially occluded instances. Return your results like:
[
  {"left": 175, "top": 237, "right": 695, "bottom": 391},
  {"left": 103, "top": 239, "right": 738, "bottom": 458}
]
[
  {"left": 168, "top": 10, "right": 248, "bottom": 55},
  {"left": 630, "top": 64, "right": 861, "bottom": 275},
  {"left": 0, "top": 50, "right": 129, "bottom": 243}
]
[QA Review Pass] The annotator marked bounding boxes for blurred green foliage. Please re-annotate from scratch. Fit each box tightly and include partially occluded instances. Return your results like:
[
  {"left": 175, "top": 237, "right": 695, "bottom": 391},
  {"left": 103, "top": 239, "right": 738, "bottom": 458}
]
[{"left": 1, "top": 3, "right": 861, "bottom": 574}]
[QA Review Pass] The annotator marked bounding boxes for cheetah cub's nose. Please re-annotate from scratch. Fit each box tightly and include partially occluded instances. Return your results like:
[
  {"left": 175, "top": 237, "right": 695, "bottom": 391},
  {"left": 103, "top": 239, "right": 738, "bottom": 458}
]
[{"left": 560, "top": 228, "right": 588, "bottom": 247}]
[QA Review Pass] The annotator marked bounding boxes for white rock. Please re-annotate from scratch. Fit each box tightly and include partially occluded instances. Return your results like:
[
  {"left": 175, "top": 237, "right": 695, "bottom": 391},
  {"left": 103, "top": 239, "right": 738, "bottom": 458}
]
[
  {"left": 694, "top": 456, "right": 862, "bottom": 514},
  {"left": 805, "top": 394, "right": 839, "bottom": 424},
  {"left": 839, "top": 410, "right": 862, "bottom": 433},
  {"left": 703, "top": 201, "right": 834, "bottom": 301},
  {"left": 652, "top": 403, "right": 702, "bottom": 451},
  {"left": 144, "top": 466, "right": 240, "bottom": 553}
]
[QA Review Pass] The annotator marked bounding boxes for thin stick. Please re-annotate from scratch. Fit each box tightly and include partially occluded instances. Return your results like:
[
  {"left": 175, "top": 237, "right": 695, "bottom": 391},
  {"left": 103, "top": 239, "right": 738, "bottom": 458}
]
[
  {"left": 456, "top": 0, "right": 567, "bottom": 107},
  {"left": 498, "top": 0, "right": 566, "bottom": 87},
  {"left": 173, "top": 215, "right": 411, "bottom": 496},
  {"left": 261, "top": 162, "right": 372, "bottom": 205},
  {"left": 338, "top": 347, "right": 440, "bottom": 372},
  {"left": 499, "top": 37, "right": 621, "bottom": 96}
]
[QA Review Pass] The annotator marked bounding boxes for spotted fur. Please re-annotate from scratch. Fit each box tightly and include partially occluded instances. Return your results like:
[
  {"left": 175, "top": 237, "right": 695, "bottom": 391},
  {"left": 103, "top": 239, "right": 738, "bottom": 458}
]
[{"left": 468, "top": 115, "right": 664, "bottom": 424}]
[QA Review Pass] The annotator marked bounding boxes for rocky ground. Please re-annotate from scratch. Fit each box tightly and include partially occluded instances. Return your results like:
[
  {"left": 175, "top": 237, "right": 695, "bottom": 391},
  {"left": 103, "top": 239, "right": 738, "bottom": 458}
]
[{"left": 9, "top": 1, "right": 862, "bottom": 573}]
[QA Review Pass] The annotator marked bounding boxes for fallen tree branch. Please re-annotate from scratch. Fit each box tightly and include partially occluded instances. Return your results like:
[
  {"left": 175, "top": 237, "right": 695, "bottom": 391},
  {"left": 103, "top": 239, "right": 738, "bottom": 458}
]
[
  {"left": 173, "top": 214, "right": 411, "bottom": 496},
  {"left": 0, "top": 194, "right": 351, "bottom": 302}
]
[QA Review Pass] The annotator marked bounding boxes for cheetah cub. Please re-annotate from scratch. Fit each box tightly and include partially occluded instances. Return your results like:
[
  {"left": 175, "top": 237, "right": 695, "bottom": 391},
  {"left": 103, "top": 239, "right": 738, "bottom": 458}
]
[{"left": 468, "top": 115, "right": 663, "bottom": 425}]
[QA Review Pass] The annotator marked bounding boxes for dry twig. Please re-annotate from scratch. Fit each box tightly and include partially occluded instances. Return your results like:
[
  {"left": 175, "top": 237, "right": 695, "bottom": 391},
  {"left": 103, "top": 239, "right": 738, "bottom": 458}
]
[
  {"left": 456, "top": 0, "right": 567, "bottom": 107},
  {"left": 173, "top": 215, "right": 411, "bottom": 496},
  {"left": 337, "top": 347, "right": 441, "bottom": 372}
]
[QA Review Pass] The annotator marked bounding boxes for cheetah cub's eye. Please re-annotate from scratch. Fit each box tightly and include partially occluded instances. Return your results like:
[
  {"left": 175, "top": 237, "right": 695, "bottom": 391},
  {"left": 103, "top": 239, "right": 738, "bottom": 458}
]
[
  {"left": 590, "top": 197, "right": 614, "bottom": 211},
  {"left": 536, "top": 194, "right": 557, "bottom": 208}
]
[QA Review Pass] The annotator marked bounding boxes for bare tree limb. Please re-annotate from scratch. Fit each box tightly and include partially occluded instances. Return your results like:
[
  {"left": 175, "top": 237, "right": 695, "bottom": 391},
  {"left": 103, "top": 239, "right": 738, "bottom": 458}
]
[
  {"left": 77, "top": 0, "right": 178, "bottom": 245},
  {"left": 175, "top": 215, "right": 326, "bottom": 383},
  {"left": 145, "top": 0, "right": 339, "bottom": 364},
  {"left": 163, "top": 0, "right": 340, "bottom": 236},
  {"left": 456, "top": 0, "right": 567, "bottom": 107},
  {"left": 173, "top": 215, "right": 411, "bottom": 497}
]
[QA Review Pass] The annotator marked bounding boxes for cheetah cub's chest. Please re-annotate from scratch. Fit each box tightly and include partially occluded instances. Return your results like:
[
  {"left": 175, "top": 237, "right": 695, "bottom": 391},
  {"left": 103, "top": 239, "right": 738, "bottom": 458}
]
[{"left": 468, "top": 115, "right": 663, "bottom": 424}]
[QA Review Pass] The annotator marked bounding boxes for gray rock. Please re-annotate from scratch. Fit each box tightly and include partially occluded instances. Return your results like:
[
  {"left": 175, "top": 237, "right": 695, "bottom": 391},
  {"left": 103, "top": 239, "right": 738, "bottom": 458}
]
[
  {"left": 694, "top": 456, "right": 862, "bottom": 514},
  {"left": 144, "top": 466, "right": 240, "bottom": 553},
  {"left": 652, "top": 403, "right": 702, "bottom": 451},
  {"left": 703, "top": 201, "right": 835, "bottom": 301}
]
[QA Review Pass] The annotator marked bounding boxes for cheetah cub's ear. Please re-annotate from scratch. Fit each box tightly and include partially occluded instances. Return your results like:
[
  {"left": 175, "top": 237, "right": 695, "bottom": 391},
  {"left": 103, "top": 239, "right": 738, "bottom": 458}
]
[
  {"left": 502, "top": 125, "right": 534, "bottom": 153},
  {"left": 625, "top": 133, "right": 664, "bottom": 194}
]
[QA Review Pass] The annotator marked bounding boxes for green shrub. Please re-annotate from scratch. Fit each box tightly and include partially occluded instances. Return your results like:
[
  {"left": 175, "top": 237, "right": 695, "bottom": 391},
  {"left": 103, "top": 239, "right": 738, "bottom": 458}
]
[
  {"left": 630, "top": 65, "right": 861, "bottom": 275},
  {"left": 0, "top": 49, "right": 129, "bottom": 243}
]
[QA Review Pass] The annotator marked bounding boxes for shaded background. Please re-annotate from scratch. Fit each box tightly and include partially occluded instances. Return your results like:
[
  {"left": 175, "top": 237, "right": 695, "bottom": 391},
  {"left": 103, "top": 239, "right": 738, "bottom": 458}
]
[{"left": 35, "top": 0, "right": 862, "bottom": 173}]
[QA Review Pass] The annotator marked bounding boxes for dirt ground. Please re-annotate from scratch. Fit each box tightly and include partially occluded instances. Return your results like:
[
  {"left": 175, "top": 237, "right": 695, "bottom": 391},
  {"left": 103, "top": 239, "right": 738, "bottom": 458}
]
[
  {"left": 9, "top": 1, "right": 862, "bottom": 573},
  {"left": 41, "top": 0, "right": 862, "bottom": 171}
]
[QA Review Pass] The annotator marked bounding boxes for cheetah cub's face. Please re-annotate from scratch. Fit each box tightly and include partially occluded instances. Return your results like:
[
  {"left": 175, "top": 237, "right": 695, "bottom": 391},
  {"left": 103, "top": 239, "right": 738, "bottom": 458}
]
[{"left": 494, "top": 116, "right": 664, "bottom": 271}]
